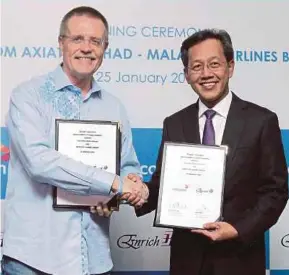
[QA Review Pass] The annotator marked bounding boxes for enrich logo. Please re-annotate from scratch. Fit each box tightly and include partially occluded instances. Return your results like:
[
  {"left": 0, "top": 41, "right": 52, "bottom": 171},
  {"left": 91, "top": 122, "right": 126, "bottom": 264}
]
[{"left": 117, "top": 230, "right": 172, "bottom": 249}]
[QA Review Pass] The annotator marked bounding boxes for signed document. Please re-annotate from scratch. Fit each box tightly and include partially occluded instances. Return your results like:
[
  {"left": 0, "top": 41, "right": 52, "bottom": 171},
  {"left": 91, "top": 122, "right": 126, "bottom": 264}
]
[
  {"left": 53, "top": 119, "right": 120, "bottom": 211},
  {"left": 155, "top": 142, "right": 227, "bottom": 229}
]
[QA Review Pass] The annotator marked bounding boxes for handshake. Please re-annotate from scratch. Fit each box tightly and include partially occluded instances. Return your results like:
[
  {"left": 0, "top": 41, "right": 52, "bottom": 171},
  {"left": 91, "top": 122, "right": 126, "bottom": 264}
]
[
  {"left": 117, "top": 173, "right": 149, "bottom": 207},
  {"left": 90, "top": 173, "right": 149, "bottom": 217}
]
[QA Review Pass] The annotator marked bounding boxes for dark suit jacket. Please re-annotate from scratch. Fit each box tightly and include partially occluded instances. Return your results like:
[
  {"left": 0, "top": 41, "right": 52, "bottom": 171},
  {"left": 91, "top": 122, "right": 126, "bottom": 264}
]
[{"left": 137, "top": 94, "right": 288, "bottom": 275}]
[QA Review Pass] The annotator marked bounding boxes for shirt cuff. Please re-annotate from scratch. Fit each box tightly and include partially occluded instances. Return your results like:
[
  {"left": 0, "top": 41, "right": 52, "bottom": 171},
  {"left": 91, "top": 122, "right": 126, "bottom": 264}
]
[{"left": 88, "top": 171, "right": 116, "bottom": 196}]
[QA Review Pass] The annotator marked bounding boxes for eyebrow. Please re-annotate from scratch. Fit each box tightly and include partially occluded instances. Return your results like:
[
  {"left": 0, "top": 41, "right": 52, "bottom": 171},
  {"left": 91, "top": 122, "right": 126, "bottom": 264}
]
[
  {"left": 190, "top": 56, "right": 221, "bottom": 63},
  {"left": 71, "top": 34, "right": 101, "bottom": 38}
]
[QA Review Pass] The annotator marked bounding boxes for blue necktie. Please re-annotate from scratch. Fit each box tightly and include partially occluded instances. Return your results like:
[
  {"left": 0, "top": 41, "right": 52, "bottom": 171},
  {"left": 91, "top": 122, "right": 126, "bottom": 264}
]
[{"left": 202, "top": 109, "right": 216, "bottom": 145}]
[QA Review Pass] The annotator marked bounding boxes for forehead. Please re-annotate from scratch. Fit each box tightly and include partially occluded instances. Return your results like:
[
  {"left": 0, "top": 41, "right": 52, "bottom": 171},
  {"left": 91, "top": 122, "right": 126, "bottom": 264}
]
[
  {"left": 188, "top": 39, "right": 225, "bottom": 62},
  {"left": 66, "top": 15, "right": 106, "bottom": 36}
]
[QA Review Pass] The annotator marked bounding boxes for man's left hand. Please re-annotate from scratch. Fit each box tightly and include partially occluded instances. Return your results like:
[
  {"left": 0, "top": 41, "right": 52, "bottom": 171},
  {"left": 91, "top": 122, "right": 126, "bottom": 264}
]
[
  {"left": 90, "top": 203, "right": 112, "bottom": 218},
  {"left": 191, "top": 222, "right": 238, "bottom": 241}
]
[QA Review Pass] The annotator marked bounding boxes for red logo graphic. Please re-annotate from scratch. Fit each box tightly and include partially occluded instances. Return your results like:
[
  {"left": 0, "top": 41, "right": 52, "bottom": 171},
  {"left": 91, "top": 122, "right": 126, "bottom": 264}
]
[{"left": 1, "top": 144, "right": 10, "bottom": 162}]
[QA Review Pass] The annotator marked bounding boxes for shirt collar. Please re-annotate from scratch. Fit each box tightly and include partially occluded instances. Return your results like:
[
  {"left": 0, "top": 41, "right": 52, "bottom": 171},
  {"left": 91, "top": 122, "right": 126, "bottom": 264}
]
[
  {"left": 198, "top": 91, "right": 232, "bottom": 118},
  {"left": 49, "top": 64, "right": 102, "bottom": 97}
]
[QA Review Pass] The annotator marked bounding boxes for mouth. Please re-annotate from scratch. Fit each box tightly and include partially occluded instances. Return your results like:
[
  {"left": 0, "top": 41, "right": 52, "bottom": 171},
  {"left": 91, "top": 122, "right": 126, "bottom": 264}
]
[
  {"left": 199, "top": 81, "right": 218, "bottom": 90},
  {"left": 75, "top": 56, "right": 96, "bottom": 61}
]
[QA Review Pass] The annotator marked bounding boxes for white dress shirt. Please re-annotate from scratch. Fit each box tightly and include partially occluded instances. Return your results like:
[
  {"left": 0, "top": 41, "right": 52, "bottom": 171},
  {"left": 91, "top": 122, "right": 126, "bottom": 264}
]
[{"left": 198, "top": 91, "right": 233, "bottom": 145}]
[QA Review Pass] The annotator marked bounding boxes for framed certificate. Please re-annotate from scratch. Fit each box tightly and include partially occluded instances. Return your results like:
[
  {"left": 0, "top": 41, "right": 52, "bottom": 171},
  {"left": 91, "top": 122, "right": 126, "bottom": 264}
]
[
  {"left": 53, "top": 119, "right": 121, "bottom": 211},
  {"left": 155, "top": 142, "right": 227, "bottom": 229}
]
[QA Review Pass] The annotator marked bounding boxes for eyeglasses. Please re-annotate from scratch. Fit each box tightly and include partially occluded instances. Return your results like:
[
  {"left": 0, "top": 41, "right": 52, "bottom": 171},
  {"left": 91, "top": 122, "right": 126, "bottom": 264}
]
[
  {"left": 61, "top": 35, "right": 107, "bottom": 48},
  {"left": 187, "top": 60, "right": 226, "bottom": 74}
]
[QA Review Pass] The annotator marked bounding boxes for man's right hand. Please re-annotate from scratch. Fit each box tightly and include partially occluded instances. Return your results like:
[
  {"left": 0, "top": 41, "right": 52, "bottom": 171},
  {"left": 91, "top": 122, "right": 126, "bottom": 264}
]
[{"left": 122, "top": 174, "right": 149, "bottom": 208}]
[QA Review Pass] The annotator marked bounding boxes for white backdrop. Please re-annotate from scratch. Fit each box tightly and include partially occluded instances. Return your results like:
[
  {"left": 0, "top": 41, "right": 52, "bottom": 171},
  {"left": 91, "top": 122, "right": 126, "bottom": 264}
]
[{"left": 1, "top": 1, "right": 289, "bottom": 274}]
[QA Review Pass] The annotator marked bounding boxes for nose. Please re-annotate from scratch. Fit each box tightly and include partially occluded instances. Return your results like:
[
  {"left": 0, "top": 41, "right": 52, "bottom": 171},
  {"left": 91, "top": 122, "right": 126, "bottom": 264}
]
[
  {"left": 80, "top": 40, "right": 92, "bottom": 52},
  {"left": 201, "top": 65, "right": 214, "bottom": 77}
]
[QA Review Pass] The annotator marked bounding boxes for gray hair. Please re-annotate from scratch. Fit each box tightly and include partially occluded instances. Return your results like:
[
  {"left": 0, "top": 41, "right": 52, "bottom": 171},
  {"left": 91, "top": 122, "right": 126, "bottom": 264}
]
[{"left": 59, "top": 6, "right": 109, "bottom": 40}]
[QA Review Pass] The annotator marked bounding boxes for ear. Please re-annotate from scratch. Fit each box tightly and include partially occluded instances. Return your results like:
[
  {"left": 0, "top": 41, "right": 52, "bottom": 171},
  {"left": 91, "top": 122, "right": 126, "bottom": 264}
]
[
  {"left": 104, "top": 41, "right": 109, "bottom": 51},
  {"left": 228, "top": 60, "right": 235, "bottom": 78},
  {"left": 184, "top": 68, "right": 191, "bottom": 84},
  {"left": 58, "top": 36, "right": 64, "bottom": 53}
]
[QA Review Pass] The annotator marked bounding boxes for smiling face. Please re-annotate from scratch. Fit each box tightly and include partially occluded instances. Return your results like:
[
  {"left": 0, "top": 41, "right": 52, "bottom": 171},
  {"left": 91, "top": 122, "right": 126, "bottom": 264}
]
[
  {"left": 185, "top": 38, "right": 235, "bottom": 107},
  {"left": 59, "top": 15, "right": 107, "bottom": 83}
]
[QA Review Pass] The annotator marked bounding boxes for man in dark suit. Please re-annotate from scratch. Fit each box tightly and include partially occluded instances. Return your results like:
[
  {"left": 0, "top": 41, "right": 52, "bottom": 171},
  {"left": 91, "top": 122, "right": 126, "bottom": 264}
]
[{"left": 136, "top": 29, "right": 288, "bottom": 275}]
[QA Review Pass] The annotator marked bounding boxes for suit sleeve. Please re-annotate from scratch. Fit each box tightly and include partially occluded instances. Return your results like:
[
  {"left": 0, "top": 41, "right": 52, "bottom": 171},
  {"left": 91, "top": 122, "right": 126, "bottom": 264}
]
[
  {"left": 136, "top": 117, "right": 170, "bottom": 216},
  {"left": 233, "top": 112, "right": 288, "bottom": 244}
]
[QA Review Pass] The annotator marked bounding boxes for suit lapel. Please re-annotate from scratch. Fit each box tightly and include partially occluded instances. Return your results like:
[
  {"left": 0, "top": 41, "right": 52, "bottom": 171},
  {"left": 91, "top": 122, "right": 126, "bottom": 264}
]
[
  {"left": 181, "top": 103, "right": 201, "bottom": 144},
  {"left": 221, "top": 93, "right": 247, "bottom": 179}
]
